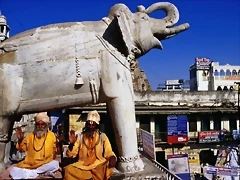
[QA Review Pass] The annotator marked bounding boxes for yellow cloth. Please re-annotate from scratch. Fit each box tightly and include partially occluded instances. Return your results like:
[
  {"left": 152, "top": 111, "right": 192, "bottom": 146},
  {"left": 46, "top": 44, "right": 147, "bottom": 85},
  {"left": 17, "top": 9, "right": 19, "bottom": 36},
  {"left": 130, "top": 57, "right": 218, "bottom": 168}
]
[
  {"left": 16, "top": 130, "right": 57, "bottom": 169},
  {"left": 65, "top": 161, "right": 108, "bottom": 180},
  {"left": 65, "top": 131, "right": 116, "bottom": 180}
]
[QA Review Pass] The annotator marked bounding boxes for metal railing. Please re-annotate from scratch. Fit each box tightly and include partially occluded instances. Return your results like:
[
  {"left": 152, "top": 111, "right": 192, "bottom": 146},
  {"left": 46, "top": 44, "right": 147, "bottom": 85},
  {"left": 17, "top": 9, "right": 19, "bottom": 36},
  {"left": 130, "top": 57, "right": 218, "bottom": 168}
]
[{"left": 150, "top": 158, "right": 182, "bottom": 180}]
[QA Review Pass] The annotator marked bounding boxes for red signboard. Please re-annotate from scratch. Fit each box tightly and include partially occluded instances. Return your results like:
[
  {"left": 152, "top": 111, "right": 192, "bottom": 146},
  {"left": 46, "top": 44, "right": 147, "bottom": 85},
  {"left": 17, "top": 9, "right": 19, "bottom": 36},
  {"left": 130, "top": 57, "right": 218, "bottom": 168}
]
[
  {"left": 199, "top": 131, "right": 220, "bottom": 143},
  {"left": 167, "top": 136, "right": 188, "bottom": 144}
]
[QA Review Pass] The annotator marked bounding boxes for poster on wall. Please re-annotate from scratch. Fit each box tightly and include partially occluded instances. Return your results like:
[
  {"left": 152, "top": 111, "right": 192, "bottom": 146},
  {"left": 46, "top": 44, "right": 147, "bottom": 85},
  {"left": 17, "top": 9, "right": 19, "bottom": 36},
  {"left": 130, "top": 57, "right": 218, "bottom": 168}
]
[
  {"left": 167, "top": 154, "right": 191, "bottom": 180},
  {"left": 167, "top": 115, "right": 188, "bottom": 144}
]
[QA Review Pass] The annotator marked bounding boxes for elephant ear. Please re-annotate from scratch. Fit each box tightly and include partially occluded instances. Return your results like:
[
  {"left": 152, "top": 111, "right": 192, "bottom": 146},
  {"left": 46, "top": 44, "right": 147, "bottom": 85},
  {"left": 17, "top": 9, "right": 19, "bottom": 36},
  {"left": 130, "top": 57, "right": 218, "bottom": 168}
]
[{"left": 116, "top": 11, "right": 135, "bottom": 55}]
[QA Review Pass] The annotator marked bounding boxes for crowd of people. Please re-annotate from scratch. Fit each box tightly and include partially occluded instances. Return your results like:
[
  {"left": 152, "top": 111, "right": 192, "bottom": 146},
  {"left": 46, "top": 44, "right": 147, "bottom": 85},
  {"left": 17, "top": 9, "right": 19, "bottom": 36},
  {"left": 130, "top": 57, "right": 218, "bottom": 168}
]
[{"left": 8, "top": 110, "right": 117, "bottom": 180}]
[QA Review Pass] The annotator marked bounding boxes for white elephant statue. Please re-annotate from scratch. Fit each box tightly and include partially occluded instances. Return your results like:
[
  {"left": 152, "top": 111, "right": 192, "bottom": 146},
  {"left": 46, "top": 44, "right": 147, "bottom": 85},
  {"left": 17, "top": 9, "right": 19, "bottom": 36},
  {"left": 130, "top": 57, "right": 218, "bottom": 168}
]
[{"left": 0, "top": 2, "right": 189, "bottom": 173}]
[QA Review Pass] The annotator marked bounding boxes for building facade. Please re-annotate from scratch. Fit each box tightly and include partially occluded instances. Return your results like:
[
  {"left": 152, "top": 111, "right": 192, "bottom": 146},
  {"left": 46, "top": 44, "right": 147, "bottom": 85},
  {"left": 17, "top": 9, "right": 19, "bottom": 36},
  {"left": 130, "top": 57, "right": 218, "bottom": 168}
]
[
  {"left": 210, "top": 62, "right": 240, "bottom": 91},
  {"left": 190, "top": 58, "right": 240, "bottom": 91}
]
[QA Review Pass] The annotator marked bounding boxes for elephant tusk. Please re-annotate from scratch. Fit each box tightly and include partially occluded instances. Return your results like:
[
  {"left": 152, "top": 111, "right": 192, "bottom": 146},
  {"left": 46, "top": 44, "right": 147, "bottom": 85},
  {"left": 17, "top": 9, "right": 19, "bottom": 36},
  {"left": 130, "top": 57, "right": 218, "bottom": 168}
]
[{"left": 163, "top": 23, "right": 190, "bottom": 35}]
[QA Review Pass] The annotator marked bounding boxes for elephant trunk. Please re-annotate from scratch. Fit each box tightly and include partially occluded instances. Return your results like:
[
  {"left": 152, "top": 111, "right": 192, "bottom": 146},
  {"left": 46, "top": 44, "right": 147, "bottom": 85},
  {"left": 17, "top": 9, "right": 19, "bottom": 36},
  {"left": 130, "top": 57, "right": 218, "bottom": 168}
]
[
  {"left": 137, "top": 2, "right": 190, "bottom": 38},
  {"left": 138, "top": 2, "right": 180, "bottom": 27}
]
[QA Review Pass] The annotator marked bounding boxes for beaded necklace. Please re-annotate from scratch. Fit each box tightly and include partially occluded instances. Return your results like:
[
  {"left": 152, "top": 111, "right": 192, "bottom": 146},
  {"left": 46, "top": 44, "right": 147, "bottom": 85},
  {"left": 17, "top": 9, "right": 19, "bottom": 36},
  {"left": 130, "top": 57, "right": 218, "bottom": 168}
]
[
  {"left": 33, "top": 132, "right": 48, "bottom": 152},
  {"left": 83, "top": 132, "right": 100, "bottom": 150}
]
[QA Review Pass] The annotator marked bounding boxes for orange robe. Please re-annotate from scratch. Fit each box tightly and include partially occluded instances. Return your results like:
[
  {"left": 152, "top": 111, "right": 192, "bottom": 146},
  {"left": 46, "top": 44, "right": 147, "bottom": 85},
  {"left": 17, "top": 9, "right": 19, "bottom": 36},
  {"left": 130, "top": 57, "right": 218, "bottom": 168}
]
[
  {"left": 16, "top": 130, "right": 58, "bottom": 169},
  {"left": 65, "top": 131, "right": 116, "bottom": 180}
]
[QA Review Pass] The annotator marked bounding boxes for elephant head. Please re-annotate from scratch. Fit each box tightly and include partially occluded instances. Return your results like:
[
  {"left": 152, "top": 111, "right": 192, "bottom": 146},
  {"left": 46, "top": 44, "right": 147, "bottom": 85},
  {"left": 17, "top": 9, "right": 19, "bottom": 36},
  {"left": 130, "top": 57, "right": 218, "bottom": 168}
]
[{"left": 106, "top": 2, "right": 190, "bottom": 58}]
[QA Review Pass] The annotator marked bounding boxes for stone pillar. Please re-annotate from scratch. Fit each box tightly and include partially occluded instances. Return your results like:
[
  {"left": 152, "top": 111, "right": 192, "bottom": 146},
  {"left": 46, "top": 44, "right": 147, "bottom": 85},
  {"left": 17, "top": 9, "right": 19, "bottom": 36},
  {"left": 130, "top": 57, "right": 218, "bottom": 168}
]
[
  {"left": 221, "top": 116, "right": 229, "bottom": 131},
  {"left": 210, "top": 120, "right": 214, "bottom": 130},
  {"left": 136, "top": 115, "right": 140, "bottom": 129},
  {"left": 197, "top": 120, "right": 201, "bottom": 132},
  {"left": 150, "top": 115, "right": 155, "bottom": 135}
]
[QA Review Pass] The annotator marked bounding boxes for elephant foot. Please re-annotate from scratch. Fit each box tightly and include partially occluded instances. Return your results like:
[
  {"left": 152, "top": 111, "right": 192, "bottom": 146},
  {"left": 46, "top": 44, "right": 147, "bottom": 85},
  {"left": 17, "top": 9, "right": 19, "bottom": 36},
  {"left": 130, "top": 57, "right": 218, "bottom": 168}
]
[{"left": 117, "top": 154, "right": 144, "bottom": 173}]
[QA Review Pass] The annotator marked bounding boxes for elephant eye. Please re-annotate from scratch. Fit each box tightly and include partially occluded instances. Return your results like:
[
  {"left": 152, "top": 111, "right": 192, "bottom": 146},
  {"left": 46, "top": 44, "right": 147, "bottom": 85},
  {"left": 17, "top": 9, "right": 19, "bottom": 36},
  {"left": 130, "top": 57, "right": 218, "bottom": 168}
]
[{"left": 141, "top": 16, "right": 148, "bottom": 21}]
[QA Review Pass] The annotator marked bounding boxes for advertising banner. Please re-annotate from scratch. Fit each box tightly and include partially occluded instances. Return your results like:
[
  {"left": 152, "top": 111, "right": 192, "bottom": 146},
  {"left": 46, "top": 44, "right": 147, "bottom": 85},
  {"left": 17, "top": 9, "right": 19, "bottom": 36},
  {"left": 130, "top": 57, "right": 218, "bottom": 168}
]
[
  {"left": 167, "top": 115, "right": 188, "bottom": 144},
  {"left": 141, "top": 129, "right": 156, "bottom": 160},
  {"left": 198, "top": 131, "right": 220, "bottom": 143},
  {"left": 167, "top": 154, "right": 191, "bottom": 180},
  {"left": 206, "top": 165, "right": 240, "bottom": 177},
  {"left": 195, "top": 58, "right": 211, "bottom": 70}
]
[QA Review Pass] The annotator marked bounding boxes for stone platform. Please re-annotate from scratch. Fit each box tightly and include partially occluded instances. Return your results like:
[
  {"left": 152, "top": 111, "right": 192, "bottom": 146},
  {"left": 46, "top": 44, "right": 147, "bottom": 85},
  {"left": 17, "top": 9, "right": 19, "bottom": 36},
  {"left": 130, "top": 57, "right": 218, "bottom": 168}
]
[{"left": 0, "top": 155, "right": 167, "bottom": 180}]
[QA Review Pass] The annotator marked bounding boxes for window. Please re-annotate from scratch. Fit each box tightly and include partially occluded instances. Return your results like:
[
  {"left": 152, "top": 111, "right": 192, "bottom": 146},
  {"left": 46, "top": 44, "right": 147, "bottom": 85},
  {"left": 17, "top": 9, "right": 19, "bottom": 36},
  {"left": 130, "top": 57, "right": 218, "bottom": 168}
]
[
  {"left": 217, "top": 86, "right": 222, "bottom": 91},
  {"left": 220, "top": 69, "right": 225, "bottom": 76},
  {"left": 232, "top": 70, "right": 237, "bottom": 76},
  {"left": 226, "top": 69, "right": 231, "bottom": 76},
  {"left": 214, "top": 70, "right": 219, "bottom": 76}
]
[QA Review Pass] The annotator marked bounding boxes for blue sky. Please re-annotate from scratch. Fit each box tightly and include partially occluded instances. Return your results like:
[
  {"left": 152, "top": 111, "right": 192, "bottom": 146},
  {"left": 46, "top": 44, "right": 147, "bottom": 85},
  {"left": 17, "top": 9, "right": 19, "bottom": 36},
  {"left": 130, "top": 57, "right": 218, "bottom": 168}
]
[{"left": 1, "top": 0, "right": 240, "bottom": 89}]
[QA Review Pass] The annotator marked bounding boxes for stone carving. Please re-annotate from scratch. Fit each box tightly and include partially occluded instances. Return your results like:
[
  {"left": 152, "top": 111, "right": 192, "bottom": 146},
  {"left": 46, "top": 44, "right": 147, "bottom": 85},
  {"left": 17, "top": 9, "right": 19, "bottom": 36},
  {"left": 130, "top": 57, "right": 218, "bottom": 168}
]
[{"left": 0, "top": 2, "right": 189, "bottom": 173}]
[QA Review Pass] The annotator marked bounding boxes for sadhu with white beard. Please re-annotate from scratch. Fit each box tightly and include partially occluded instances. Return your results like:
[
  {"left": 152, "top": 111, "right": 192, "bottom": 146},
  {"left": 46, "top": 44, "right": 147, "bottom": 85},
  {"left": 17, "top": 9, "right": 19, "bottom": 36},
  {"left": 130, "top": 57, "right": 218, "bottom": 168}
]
[
  {"left": 9, "top": 112, "right": 59, "bottom": 179},
  {"left": 64, "top": 110, "right": 117, "bottom": 180}
]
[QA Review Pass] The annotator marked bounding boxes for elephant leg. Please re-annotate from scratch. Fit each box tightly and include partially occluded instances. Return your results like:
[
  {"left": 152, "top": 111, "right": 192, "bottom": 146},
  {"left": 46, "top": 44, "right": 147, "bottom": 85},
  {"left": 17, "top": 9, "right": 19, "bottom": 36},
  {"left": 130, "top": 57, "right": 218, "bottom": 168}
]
[
  {"left": 107, "top": 95, "right": 144, "bottom": 173},
  {"left": 100, "top": 50, "right": 144, "bottom": 172},
  {"left": 0, "top": 115, "right": 17, "bottom": 174}
]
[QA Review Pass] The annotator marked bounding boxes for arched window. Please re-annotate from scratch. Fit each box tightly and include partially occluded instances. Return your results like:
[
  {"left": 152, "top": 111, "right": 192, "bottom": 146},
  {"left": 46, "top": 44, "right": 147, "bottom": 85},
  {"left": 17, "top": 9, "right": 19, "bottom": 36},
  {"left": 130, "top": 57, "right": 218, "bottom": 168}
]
[
  {"left": 226, "top": 69, "right": 231, "bottom": 76},
  {"left": 214, "top": 70, "right": 219, "bottom": 76},
  {"left": 217, "top": 86, "right": 222, "bottom": 91},
  {"left": 232, "top": 70, "right": 237, "bottom": 76},
  {"left": 238, "top": 70, "right": 240, "bottom": 76},
  {"left": 230, "top": 86, "right": 234, "bottom": 91},
  {"left": 220, "top": 69, "right": 225, "bottom": 76},
  {"left": 223, "top": 86, "right": 228, "bottom": 91}
]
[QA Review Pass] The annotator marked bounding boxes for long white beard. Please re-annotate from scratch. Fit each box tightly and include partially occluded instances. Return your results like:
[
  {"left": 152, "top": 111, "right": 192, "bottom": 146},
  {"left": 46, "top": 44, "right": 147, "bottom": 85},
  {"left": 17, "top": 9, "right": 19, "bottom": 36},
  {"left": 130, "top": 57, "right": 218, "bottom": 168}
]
[{"left": 34, "top": 126, "right": 48, "bottom": 138}]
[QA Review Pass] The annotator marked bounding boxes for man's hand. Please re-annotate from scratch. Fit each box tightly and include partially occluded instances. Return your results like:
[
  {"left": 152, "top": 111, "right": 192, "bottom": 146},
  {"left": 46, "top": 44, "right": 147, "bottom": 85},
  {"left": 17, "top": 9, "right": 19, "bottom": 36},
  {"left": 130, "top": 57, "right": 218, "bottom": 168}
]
[
  {"left": 108, "top": 156, "right": 117, "bottom": 168},
  {"left": 58, "top": 134, "right": 65, "bottom": 142},
  {"left": 16, "top": 127, "right": 24, "bottom": 141},
  {"left": 68, "top": 129, "right": 78, "bottom": 144}
]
